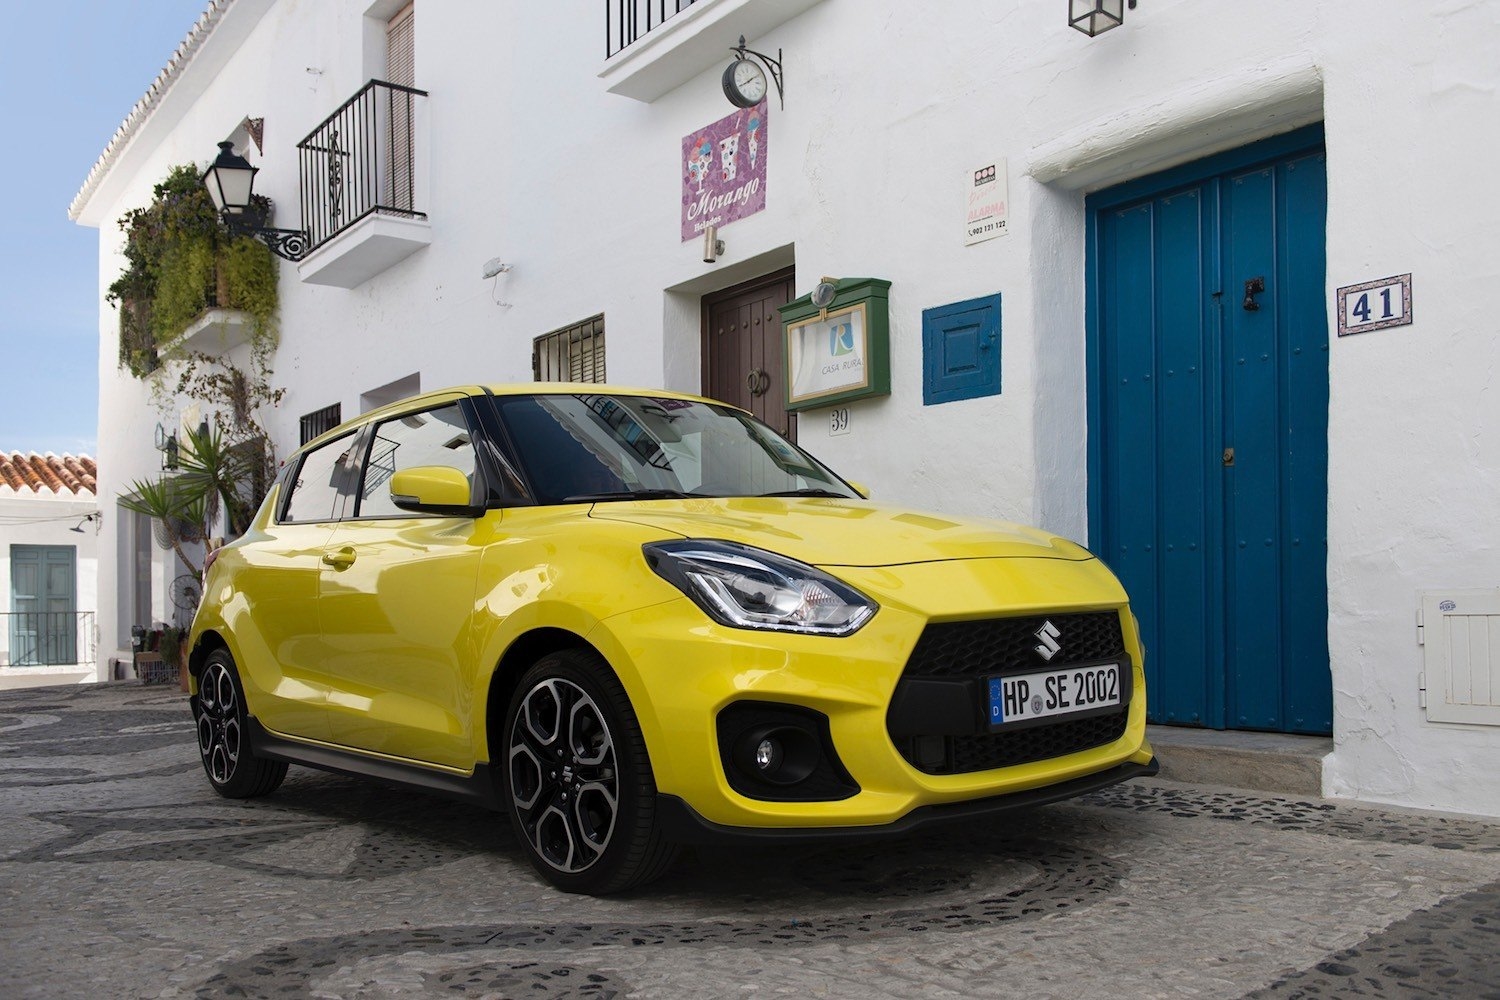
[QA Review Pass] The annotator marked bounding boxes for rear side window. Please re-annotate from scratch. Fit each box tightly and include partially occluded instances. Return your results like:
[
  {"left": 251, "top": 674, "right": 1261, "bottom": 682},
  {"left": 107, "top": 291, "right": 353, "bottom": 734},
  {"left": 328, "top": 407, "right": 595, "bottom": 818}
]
[
  {"left": 281, "top": 434, "right": 357, "bottom": 523},
  {"left": 355, "top": 403, "right": 478, "bottom": 517}
]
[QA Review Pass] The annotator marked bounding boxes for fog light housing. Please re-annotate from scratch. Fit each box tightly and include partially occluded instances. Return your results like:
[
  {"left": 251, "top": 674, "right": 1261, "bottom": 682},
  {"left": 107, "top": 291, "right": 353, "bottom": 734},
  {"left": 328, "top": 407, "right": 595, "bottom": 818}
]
[
  {"left": 716, "top": 702, "right": 859, "bottom": 802},
  {"left": 754, "top": 737, "right": 780, "bottom": 772}
]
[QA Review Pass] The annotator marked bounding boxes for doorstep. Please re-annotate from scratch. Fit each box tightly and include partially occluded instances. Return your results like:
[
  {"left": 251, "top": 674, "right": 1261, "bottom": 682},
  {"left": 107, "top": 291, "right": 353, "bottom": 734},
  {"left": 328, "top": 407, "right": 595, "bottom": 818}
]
[{"left": 1145, "top": 724, "right": 1331, "bottom": 797}]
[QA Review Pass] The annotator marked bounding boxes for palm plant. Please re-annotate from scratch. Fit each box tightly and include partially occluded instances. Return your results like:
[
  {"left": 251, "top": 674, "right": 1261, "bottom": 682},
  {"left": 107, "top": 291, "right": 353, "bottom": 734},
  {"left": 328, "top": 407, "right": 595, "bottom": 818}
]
[{"left": 119, "top": 422, "right": 259, "bottom": 580}]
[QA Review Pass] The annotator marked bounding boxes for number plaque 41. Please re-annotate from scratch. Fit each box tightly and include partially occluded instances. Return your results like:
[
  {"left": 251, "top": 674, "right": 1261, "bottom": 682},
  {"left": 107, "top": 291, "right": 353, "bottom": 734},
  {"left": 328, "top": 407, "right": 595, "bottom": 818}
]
[{"left": 1337, "top": 273, "right": 1413, "bottom": 337}]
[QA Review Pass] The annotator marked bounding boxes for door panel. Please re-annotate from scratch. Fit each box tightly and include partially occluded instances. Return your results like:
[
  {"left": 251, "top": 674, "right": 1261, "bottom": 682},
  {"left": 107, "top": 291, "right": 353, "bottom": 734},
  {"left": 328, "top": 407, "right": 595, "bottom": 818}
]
[
  {"left": 1091, "top": 128, "right": 1329, "bottom": 735},
  {"left": 318, "top": 516, "right": 482, "bottom": 769},
  {"left": 704, "top": 268, "right": 796, "bottom": 438}
]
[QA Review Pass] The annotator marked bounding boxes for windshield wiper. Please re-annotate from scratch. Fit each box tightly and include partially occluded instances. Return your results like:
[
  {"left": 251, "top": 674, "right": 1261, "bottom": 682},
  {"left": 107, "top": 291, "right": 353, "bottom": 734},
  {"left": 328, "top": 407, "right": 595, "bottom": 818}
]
[
  {"left": 758, "top": 488, "right": 850, "bottom": 498},
  {"left": 563, "top": 489, "right": 694, "bottom": 503}
]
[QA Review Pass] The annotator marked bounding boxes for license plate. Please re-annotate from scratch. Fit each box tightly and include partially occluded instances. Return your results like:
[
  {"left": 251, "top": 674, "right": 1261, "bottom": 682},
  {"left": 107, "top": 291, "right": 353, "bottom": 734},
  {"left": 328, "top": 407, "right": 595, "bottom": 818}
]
[{"left": 987, "top": 663, "right": 1122, "bottom": 728}]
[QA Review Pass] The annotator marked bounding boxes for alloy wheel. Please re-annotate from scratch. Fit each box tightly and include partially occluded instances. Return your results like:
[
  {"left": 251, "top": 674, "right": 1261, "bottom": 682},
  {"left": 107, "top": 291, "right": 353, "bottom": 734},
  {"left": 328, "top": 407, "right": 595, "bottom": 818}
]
[
  {"left": 507, "top": 677, "right": 619, "bottom": 873},
  {"left": 196, "top": 660, "right": 241, "bottom": 785}
]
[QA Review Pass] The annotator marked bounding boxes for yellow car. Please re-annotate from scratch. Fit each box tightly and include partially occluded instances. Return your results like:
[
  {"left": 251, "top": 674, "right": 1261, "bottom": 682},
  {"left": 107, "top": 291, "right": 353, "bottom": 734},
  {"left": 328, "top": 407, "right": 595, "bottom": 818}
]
[{"left": 188, "top": 385, "right": 1156, "bottom": 893}]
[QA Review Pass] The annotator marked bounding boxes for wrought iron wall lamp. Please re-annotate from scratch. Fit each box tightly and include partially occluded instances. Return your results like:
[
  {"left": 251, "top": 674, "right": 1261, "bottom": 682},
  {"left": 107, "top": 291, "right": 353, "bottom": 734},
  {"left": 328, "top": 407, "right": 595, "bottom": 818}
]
[
  {"left": 1070, "top": 0, "right": 1136, "bottom": 37},
  {"left": 722, "top": 35, "right": 783, "bottom": 110},
  {"left": 201, "top": 141, "right": 311, "bottom": 261}
]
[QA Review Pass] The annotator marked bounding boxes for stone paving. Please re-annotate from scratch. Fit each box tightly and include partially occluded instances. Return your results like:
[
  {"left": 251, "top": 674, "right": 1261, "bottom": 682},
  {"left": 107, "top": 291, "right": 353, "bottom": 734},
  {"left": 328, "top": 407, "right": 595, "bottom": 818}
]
[{"left": 2, "top": 684, "right": 1498, "bottom": 999}]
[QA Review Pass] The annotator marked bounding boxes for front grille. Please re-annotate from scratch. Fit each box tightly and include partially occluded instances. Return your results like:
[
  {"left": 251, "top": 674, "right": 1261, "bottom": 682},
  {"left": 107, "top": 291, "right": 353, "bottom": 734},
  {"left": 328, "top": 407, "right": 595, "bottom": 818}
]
[
  {"left": 891, "top": 612, "right": 1130, "bottom": 775},
  {"left": 906, "top": 612, "right": 1125, "bottom": 678}
]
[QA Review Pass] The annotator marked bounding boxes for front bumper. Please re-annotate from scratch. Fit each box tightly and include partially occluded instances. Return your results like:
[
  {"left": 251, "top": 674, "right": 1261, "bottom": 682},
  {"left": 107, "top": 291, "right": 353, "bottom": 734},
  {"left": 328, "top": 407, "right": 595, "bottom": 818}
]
[{"left": 588, "top": 555, "right": 1154, "bottom": 832}]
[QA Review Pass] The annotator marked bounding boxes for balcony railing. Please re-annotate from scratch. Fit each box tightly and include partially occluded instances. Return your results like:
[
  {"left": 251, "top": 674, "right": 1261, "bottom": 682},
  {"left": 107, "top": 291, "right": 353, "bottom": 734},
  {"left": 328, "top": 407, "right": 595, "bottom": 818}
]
[
  {"left": 297, "top": 80, "right": 428, "bottom": 253},
  {"left": 606, "top": 0, "right": 701, "bottom": 58},
  {"left": 2, "top": 611, "right": 96, "bottom": 669}
]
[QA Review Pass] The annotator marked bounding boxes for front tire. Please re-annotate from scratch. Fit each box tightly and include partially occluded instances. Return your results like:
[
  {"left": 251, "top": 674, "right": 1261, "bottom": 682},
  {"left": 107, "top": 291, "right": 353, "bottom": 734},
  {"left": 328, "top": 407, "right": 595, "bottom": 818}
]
[
  {"left": 194, "top": 648, "right": 288, "bottom": 798},
  {"left": 503, "top": 648, "right": 677, "bottom": 894}
]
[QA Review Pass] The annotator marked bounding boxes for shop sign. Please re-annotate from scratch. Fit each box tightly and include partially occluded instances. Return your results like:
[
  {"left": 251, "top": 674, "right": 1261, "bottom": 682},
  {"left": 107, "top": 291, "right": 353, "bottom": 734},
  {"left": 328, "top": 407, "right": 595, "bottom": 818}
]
[{"left": 681, "top": 101, "right": 767, "bottom": 241}]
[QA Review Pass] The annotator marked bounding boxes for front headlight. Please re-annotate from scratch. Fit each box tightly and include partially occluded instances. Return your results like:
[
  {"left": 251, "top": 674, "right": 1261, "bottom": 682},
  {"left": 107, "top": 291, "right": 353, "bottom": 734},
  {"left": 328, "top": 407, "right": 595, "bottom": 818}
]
[{"left": 643, "top": 539, "right": 877, "bottom": 636}]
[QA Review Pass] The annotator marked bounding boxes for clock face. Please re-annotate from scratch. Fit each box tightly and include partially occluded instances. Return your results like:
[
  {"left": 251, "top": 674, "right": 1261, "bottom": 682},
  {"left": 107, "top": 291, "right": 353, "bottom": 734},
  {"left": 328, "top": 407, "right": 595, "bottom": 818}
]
[{"left": 724, "top": 58, "right": 767, "bottom": 107}]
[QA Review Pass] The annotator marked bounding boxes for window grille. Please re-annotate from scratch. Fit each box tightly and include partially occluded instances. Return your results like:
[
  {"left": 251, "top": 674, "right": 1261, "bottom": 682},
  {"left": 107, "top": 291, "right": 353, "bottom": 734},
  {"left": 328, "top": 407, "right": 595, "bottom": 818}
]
[
  {"left": 533, "top": 315, "right": 606, "bottom": 383},
  {"left": 300, "top": 403, "right": 343, "bottom": 445}
]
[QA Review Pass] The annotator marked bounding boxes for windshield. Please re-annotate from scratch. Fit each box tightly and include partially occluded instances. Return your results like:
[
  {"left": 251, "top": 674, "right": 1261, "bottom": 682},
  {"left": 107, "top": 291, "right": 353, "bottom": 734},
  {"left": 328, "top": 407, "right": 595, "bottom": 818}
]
[{"left": 494, "top": 394, "right": 860, "bottom": 504}]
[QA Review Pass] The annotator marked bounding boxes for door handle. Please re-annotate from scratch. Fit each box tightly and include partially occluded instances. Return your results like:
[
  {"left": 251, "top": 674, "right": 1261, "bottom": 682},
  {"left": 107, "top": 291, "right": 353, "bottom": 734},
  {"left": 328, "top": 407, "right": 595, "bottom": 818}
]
[
  {"left": 746, "top": 369, "right": 771, "bottom": 396},
  {"left": 321, "top": 547, "right": 356, "bottom": 570}
]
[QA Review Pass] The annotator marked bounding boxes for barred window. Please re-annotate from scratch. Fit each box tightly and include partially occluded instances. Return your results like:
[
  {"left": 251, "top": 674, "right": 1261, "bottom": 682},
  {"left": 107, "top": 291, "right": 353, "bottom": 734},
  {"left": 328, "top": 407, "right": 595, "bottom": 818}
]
[
  {"left": 533, "top": 315, "right": 605, "bottom": 383},
  {"left": 300, "top": 403, "right": 343, "bottom": 445}
]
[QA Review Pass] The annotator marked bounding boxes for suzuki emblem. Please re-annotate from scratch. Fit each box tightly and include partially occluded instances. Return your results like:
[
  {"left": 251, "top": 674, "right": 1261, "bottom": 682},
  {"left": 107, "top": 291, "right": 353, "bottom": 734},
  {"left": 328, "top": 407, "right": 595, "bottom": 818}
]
[{"left": 1034, "top": 620, "right": 1062, "bottom": 661}]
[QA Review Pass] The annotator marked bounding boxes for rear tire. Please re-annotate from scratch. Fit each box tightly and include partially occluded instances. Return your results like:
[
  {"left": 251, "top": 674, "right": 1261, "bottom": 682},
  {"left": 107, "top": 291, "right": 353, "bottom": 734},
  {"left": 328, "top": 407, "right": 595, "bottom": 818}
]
[
  {"left": 193, "top": 648, "right": 288, "bottom": 798},
  {"left": 502, "top": 648, "right": 677, "bottom": 894}
]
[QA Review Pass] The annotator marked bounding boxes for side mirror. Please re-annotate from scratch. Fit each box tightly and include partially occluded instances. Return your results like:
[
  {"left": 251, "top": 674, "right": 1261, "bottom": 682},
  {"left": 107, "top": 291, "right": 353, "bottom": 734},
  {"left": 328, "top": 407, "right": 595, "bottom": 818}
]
[
  {"left": 847, "top": 479, "right": 871, "bottom": 499},
  {"left": 390, "top": 466, "right": 484, "bottom": 517}
]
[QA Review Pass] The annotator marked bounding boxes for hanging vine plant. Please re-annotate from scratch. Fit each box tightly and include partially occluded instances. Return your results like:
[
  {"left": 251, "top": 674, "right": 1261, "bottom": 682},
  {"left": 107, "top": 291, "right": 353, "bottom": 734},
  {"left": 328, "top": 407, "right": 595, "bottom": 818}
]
[{"left": 106, "top": 164, "right": 280, "bottom": 378}]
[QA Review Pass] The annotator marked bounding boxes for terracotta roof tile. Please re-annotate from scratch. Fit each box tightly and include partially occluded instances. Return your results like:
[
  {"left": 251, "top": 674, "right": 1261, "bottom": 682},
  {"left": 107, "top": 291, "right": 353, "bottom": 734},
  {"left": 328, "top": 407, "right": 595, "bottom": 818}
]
[{"left": 0, "top": 452, "right": 98, "bottom": 497}]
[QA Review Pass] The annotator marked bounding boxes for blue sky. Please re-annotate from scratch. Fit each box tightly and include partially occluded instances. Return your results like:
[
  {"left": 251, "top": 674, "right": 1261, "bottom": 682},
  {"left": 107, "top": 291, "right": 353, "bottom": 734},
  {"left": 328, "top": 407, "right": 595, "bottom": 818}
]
[{"left": 0, "top": 1, "right": 208, "bottom": 457}]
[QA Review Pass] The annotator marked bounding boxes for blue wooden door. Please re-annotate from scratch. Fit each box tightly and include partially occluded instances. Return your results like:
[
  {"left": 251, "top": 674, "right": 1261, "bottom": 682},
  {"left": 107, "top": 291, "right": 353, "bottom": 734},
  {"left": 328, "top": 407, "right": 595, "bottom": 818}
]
[
  {"left": 9, "top": 545, "right": 77, "bottom": 666},
  {"left": 1087, "top": 126, "right": 1331, "bottom": 734}
]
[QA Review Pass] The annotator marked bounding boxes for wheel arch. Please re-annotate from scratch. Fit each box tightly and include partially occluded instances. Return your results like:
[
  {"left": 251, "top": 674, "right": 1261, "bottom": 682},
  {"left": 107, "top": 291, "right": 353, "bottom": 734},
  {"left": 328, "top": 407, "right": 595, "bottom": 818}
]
[
  {"left": 187, "top": 629, "right": 231, "bottom": 685},
  {"left": 483, "top": 627, "right": 599, "bottom": 764}
]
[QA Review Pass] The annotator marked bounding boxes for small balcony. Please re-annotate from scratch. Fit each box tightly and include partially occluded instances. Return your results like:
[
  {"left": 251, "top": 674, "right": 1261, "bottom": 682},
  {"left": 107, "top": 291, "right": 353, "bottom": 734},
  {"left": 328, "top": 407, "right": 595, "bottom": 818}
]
[
  {"left": 599, "top": 0, "right": 825, "bottom": 103},
  {"left": 2, "top": 611, "right": 96, "bottom": 670},
  {"left": 606, "top": 0, "right": 701, "bottom": 58},
  {"left": 295, "top": 80, "right": 431, "bottom": 288}
]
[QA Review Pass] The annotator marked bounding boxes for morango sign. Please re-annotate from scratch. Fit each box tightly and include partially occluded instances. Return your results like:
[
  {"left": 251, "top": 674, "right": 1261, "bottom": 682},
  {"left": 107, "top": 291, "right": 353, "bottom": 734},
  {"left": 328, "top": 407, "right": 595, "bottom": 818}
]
[{"left": 681, "top": 100, "right": 767, "bottom": 242}]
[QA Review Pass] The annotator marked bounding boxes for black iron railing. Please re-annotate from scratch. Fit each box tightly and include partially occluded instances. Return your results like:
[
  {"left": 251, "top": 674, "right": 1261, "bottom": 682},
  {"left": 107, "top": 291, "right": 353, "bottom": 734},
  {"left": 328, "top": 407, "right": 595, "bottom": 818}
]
[
  {"left": 606, "top": 0, "right": 701, "bottom": 58},
  {"left": 296, "top": 80, "right": 428, "bottom": 252},
  {"left": 2, "top": 611, "right": 96, "bottom": 668}
]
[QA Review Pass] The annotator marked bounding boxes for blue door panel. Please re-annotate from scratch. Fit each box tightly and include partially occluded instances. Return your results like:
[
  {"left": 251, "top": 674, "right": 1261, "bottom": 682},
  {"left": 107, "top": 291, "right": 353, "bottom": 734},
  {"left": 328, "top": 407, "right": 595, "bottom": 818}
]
[
  {"left": 1098, "top": 203, "right": 1167, "bottom": 717},
  {"left": 1277, "top": 151, "right": 1332, "bottom": 733},
  {"left": 1224, "top": 164, "right": 1284, "bottom": 729},
  {"left": 1154, "top": 187, "right": 1217, "bottom": 726},
  {"left": 1089, "top": 125, "right": 1330, "bottom": 735}
]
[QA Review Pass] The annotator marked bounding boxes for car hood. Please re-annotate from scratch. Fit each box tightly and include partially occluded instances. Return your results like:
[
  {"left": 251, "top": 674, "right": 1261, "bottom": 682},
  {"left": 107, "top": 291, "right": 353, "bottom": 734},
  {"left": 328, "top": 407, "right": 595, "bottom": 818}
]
[{"left": 587, "top": 497, "right": 1092, "bottom": 568}]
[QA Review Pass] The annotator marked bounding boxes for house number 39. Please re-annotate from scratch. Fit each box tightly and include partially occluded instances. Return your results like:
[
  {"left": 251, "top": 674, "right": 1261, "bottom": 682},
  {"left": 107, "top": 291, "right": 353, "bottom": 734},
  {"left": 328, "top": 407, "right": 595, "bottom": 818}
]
[{"left": 829, "top": 408, "right": 851, "bottom": 436}]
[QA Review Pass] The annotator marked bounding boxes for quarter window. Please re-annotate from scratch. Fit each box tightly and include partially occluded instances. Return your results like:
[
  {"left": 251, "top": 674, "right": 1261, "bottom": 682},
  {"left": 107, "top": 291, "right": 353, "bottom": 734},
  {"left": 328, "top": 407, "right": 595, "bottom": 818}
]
[
  {"left": 281, "top": 435, "right": 357, "bottom": 523},
  {"left": 355, "top": 403, "right": 477, "bottom": 517}
]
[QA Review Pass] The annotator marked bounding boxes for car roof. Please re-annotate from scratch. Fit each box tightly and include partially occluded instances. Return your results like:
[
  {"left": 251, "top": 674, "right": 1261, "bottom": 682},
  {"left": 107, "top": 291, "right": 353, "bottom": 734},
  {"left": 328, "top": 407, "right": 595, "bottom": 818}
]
[{"left": 296, "top": 383, "right": 727, "bottom": 455}]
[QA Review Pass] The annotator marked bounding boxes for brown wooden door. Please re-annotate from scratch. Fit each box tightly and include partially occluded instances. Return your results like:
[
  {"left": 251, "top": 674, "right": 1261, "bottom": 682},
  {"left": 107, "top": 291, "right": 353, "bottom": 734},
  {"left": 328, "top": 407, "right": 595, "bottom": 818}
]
[{"left": 703, "top": 268, "right": 796, "bottom": 439}]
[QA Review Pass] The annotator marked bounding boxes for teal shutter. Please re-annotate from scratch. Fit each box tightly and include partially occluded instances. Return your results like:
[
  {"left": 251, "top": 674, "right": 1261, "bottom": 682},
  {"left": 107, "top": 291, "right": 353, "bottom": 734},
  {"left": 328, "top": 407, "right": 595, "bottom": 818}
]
[{"left": 922, "top": 295, "right": 1001, "bottom": 405}]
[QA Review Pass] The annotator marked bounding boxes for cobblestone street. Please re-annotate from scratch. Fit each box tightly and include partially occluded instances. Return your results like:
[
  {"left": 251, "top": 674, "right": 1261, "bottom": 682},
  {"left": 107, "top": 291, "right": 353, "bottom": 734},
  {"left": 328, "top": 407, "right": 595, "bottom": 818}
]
[{"left": 2, "top": 683, "right": 1497, "bottom": 999}]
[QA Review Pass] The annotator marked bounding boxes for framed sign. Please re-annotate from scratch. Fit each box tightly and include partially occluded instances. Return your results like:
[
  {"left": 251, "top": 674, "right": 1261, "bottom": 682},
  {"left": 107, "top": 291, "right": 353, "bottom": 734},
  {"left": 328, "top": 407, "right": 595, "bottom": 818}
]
[
  {"left": 1337, "top": 273, "right": 1413, "bottom": 336},
  {"left": 787, "top": 303, "right": 871, "bottom": 405},
  {"left": 779, "top": 277, "right": 891, "bottom": 411}
]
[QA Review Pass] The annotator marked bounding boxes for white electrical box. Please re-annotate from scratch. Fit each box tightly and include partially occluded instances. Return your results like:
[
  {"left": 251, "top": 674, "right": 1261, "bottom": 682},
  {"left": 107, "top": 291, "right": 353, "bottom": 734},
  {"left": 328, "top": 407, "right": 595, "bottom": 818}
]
[{"left": 1419, "top": 589, "right": 1500, "bottom": 726}]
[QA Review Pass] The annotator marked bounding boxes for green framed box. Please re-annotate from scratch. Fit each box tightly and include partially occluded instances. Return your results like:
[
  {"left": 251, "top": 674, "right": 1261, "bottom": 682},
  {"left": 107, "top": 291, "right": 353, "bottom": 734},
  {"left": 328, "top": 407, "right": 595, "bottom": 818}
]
[{"left": 778, "top": 277, "right": 892, "bottom": 411}]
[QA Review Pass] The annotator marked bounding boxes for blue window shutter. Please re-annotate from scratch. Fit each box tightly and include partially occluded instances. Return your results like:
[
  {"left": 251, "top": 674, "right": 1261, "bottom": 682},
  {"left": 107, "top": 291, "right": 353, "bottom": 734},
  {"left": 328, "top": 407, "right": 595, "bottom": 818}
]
[{"left": 922, "top": 294, "right": 1001, "bottom": 404}]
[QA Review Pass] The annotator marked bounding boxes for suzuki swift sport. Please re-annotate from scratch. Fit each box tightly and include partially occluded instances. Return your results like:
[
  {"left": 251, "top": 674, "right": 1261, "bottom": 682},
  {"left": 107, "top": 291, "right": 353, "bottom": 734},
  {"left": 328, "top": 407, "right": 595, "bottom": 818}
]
[{"left": 187, "top": 385, "right": 1157, "bottom": 893}]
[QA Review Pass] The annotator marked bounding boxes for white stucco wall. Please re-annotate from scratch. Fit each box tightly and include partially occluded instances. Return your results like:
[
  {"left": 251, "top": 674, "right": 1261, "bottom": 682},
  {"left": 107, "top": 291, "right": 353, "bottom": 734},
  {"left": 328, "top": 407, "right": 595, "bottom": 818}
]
[{"left": 74, "top": 0, "right": 1500, "bottom": 814}]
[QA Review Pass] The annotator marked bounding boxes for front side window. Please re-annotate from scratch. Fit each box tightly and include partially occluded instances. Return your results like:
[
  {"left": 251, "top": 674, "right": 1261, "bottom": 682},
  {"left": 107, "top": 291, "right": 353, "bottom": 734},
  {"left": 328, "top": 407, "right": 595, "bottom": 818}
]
[
  {"left": 495, "top": 394, "right": 856, "bottom": 504},
  {"left": 355, "top": 403, "right": 477, "bottom": 517},
  {"left": 281, "top": 434, "right": 357, "bottom": 523}
]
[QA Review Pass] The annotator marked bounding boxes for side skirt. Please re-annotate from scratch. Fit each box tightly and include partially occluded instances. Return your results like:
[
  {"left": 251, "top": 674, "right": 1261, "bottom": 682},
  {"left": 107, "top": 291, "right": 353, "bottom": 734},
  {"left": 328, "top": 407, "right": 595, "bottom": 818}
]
[{"left": 245, "top": 716, "right": 502, "bottom": 811}]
